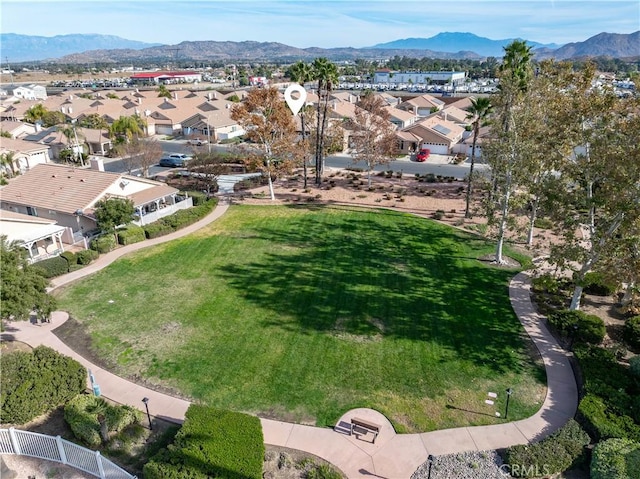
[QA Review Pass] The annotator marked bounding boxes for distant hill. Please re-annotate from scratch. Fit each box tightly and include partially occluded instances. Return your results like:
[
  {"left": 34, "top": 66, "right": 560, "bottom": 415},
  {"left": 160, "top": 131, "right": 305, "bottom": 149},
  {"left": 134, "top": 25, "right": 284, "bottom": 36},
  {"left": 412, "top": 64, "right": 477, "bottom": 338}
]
[
  {"left": 371, "top": 32, "right": 559, "bottom": 57},
  {"left": 535, "top": 31, "right": 640, "bottom": 59},
  {"left": 3, "top": 31, "right": 638, "bottom": 64},
  {"left": 1, "top": 33, "right": 162, "bottom": 62}
]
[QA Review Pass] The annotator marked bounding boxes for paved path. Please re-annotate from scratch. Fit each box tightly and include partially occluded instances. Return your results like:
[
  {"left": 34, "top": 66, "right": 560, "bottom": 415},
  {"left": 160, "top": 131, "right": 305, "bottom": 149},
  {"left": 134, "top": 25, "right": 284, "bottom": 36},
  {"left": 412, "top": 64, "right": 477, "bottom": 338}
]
[{"left": 3, "top": 198, "right": 578, "bottom": 479}]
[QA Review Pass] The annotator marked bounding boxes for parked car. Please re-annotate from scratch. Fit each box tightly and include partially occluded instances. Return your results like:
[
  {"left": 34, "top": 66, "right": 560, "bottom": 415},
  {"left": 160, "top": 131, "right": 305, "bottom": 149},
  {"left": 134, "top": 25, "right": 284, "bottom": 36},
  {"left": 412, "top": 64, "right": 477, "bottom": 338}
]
[
  {"left": 159, "top": 154, "right": 191, "bottom": 167},
  {"left": 416, "top": 148, "right": 431, "bottom": 162},
  {"left": 186, "top": 138, "right": 207, "bottom": 146}
]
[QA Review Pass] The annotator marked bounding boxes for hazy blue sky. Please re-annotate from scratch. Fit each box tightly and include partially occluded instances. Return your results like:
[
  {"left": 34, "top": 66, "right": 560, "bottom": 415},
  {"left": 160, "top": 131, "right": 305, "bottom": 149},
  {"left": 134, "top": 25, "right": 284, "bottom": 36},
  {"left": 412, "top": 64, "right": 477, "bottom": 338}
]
[{"left": 2, "top": 0, "right": 639, "bottom": 47}]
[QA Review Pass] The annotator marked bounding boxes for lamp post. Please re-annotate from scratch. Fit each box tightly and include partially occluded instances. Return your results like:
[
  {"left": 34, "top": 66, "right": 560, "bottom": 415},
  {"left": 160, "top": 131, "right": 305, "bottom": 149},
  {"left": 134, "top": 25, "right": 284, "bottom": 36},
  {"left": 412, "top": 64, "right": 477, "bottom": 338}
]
[
  {"left": 427, "top": 454, "right": 434, "bottom": 479},
  {"left": 207, "top": 116, "right": 211, "bottom": 154},
  {"left": 142, "top": 397, "right": 152, "bottom": 430},
  {"left": 505, "top": 388, "right": 513, "bottom": 420}
]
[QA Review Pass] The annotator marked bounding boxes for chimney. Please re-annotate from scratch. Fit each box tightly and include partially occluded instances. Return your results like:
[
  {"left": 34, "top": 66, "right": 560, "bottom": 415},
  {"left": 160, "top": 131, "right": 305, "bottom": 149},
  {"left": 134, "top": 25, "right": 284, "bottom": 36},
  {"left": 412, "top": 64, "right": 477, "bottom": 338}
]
[
  {"left": 164, "top": 98, "right": 168, "bottom": 103},
  {"left": 138, "top": 98, "right": 142, "bottom": 104},
  {"left": 208, "top": 93, "right": 213, "bottom": 101},
  {"left": 213, "top": 91, "right": 217, "bottom": 99},
  {"left": 68, "top": 107, "right": 73, "bottom": 114},
  {"left": 173, "top": 92, "right": 178, "bottom": 100},
  {"left": 60, "top": 107, "right": 66, "bottom": 113},
  {"left": 69, "top": 94, "right": 73, "bottom": 100}
]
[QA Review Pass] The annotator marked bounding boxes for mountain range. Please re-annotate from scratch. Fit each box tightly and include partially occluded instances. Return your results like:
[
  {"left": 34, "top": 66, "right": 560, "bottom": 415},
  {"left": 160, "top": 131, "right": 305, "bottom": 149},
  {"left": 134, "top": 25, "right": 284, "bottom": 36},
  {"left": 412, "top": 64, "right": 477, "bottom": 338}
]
[{"left": 2, "top": 31, "right": 638, "bottom": 64}]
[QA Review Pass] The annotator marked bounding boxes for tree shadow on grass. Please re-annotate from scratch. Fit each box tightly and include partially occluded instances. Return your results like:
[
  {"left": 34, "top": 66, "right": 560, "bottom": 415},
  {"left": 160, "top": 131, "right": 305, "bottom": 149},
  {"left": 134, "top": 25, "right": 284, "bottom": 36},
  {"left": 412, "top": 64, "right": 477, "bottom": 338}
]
[{"left": 218, "top": 204, "right": 531, "bottom": 375}]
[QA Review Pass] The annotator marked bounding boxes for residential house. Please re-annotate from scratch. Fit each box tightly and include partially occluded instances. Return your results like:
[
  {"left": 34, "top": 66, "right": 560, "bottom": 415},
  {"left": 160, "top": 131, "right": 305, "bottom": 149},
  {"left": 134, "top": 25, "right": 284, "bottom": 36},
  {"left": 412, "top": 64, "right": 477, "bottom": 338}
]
[
  {"left": 12, "top": 84, "right": 48, "bottom": 101},
  {"left": 384, "top": 106, "right": 418, "bottom": 129},
  {"left": 0, "top": 137, "right": 51, "bottom": 174},
  {"left": 0, "top": 120, "right": 37, "bottom": 138},
  {"left": 399, "top": 116, "right": 465, "bottom": 155},
  {"left": 0, "top": 164, "right": 191, "bottom": 239},
  {"left": 398, "top": 94, "right": 446, "bottom": 117},
  {"left": 0, "top": 210, "right": 71, "bottom": 264}
]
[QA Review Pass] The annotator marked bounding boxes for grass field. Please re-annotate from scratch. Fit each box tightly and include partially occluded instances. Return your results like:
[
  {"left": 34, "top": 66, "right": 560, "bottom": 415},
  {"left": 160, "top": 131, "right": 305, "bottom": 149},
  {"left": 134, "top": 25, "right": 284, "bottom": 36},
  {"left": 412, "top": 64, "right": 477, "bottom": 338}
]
[{"left": 55, "top": 204, "right": 546, "bottom": 432}]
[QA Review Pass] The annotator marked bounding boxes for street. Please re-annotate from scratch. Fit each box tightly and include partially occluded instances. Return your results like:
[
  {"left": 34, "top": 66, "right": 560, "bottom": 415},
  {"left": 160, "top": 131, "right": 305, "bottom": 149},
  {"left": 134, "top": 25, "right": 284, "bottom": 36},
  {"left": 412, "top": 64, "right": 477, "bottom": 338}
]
[{"left": 101, "top": 139, "right": 489, "bottom": 180}]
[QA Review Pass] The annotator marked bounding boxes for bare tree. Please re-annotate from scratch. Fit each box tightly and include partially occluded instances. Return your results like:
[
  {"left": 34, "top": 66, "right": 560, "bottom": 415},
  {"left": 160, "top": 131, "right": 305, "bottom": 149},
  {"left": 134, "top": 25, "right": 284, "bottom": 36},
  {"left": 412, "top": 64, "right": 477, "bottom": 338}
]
[{"left": 348, "top": 93, "right": 398, "bottom": 187}]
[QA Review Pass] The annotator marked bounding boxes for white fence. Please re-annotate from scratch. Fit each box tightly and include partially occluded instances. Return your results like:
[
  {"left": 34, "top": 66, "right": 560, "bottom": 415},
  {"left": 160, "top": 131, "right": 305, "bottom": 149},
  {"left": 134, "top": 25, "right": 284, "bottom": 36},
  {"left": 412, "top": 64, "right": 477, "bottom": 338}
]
[{"left": 0, "top": 428, "right": 136, "bottom": 479}]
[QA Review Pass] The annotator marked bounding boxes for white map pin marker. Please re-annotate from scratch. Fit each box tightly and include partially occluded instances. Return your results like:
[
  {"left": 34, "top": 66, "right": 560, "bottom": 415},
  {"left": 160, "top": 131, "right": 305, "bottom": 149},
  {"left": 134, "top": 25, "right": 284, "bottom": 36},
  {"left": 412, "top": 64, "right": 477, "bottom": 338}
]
[{"left": 284, "top": 83, "right": 307, "bottom": 116}]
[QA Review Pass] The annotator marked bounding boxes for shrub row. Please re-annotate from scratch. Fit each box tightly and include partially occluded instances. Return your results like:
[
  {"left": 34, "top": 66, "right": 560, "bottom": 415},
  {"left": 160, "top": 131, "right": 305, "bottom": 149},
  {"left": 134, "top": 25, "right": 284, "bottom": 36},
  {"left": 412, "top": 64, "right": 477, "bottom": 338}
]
[
  {"left": 0, "top": 346, "right": 86, "bottom": 424},
  {"left": 574, "top": 346, "right": 640, "bottom": 442},
  {"left": 504, "top": 419, "right": 590, "bottom": 477},
  {"left": 64, "top": 394, "right": 142, "bottom": 448},
  {"left": 547, "top": 309, "right": 606, "bottom": 345},
  {"left": 91, "top": 234, "right": 117, "bottom": 254},
  {"left": 591, "top": 438, "right": 640, "bottom": 479},
  {"left": 33, "top": 255, "right": 69, "bottom": 278},
  {"left": 143, "top": 404, "right": 264, "bottom": 479},
  {"left": 117, "top": 224, "right": 146, "bottom": 246},
  {"left": 624, "top": 316, "right": 640, "bottom": 350},
  {"left": 143, "top": 200, "right": 216, "bottom": 240}
]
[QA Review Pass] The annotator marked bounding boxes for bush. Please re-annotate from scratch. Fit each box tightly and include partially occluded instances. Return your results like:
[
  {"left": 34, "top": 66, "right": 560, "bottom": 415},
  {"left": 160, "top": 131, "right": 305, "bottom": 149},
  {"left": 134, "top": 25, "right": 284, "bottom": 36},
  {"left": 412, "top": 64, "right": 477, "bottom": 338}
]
[
  {"left": 143, "top": 405, "right": 264, "bottom": 479},
  {"left": 64, "top": 394, "right": 142, "bottom": 448},
  {"left": 0, "top": 346, "right": 86, "bottom": 424},
  {"left": 90, "top": 234, "right": 117, "bottom": 254},
  {"left": 533, "top": 217, "right": 554, "bottom": 230},
  {"left": 624, "top": 316, "right": 640, "bottom": 350},
  {"left": 60, "top": 251, "right": 77, "bottom": 266},
  {"left": 548, "top": 309, "right": 605, "bottom": 345},
  {"left": 591, "top": 438, "right": 640, "bottom": 479},
  {"left": 531, "top": 273, "right": 561, "bottom": 294},
  {"left": 504, "top": 419, "right": 590, "bottom": 477},
  {"left": 32, "top": 255, "right": 70, "bottom": 278},
  {"left": 76, "top": 249, "right": 99, "bottom": 265},
  {"left": 582, "top": 272, "right": 617, "bottom": 296},
  {"left": 184, "top": 191, "right": 207, "bottom": 206},
  {"left": 630, "top": 356, "right": 640, "bottom": 378},
  {"left": 578, "top": 394, "right": 640, "bottom": 442},
  {"left": 117, "top": 224, "right": 146, "bottom": 246}
]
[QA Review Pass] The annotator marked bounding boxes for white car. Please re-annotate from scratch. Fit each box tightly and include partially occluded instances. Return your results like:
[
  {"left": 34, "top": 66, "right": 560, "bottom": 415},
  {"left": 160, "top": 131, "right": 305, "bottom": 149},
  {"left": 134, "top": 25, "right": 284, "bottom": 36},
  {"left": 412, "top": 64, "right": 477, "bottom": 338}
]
[{"left": 159, "top": 153, "right": 192, "bottom": 167}]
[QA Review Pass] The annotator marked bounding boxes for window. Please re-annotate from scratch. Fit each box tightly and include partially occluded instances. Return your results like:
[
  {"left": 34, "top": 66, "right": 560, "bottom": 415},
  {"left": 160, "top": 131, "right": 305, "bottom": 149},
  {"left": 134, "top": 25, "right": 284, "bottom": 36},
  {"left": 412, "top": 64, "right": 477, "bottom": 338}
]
[{"left": 26, "top": 206, "right": 38, "bottom": 217}]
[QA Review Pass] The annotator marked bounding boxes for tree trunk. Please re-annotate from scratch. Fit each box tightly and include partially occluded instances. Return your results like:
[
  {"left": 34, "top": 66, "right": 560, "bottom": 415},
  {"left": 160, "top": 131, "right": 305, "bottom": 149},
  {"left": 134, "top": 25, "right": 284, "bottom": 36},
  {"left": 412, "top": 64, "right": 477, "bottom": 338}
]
[
  {"left": 465, "top": 131, "right": 479, "bottom": 218},
  {"left": 527, "top": 195, "right": 540, "bottom": 247},
  {"left": 266, "top": 159, "right": 275, "bottom": 201},
  {"left": 301, "top": 114, "right": 308, "bottom": 189},
  {"left": 494, "top": 171, "right": 512, "bottom": 264}
]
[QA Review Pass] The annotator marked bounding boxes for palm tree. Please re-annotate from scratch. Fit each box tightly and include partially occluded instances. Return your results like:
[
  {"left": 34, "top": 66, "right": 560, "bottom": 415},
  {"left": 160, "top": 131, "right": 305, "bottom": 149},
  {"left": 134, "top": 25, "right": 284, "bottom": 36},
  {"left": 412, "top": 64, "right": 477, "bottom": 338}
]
[
  {"left": 312, "top": 58, "right": 339, "bottom": 185},
  {"left": 492, "top": 40, "right": 533, "bottom": 264},
  {"left": 24, "top": 104, "right": 47, "bottom": 124},
  {"left": 58, "top": 125, "right": 85, "bottom": 166},
  {"left": 0, "top": 151, "right": 17, "bottom": 178},
  {"left": 289, "top": 61, "right": 313, "bottom": 188},
  {"left": 109, "top": 115, "right": 146, "bottom": 144},
  {"left": 464, "top": 97, "right": 492, "bottom": 218}
]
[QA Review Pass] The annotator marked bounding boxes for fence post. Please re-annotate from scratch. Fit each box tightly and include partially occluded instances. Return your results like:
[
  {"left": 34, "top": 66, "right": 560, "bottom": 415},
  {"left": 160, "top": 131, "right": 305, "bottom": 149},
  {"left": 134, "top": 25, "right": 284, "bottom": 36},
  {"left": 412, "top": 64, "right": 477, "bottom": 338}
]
[
  {"left": 8, "top": 428, "right": 21, "bottom": 455},
  {"left": 56, "top": 435, "right": 67, "bottom": 464},
  {"left": 96, "top": 450, "right": 106, "bottom": 479}
]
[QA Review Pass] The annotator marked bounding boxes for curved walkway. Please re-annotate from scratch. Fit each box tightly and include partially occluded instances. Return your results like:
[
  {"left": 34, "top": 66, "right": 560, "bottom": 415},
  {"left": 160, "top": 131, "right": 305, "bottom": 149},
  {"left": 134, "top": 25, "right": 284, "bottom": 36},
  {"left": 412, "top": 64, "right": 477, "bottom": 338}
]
[{"left": 3, "top": 198, "right": 578, "bottom": 479}]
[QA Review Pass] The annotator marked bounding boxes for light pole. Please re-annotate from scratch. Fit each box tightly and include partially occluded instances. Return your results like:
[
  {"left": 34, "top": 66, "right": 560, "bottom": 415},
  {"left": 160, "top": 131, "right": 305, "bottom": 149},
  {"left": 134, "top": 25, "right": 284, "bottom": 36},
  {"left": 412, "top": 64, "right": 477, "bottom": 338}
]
[
  {"left": 207, "top": 116, "right": 211, "bottom": 154},
  {"left": 427, "top": 454, "right": 434, "bottom": 479},
  {"left": 142, "top": 397, "right": 152, "bottom": 430},
  {"left": 505, "top": 388, "right": 513, "bottom": 420}
]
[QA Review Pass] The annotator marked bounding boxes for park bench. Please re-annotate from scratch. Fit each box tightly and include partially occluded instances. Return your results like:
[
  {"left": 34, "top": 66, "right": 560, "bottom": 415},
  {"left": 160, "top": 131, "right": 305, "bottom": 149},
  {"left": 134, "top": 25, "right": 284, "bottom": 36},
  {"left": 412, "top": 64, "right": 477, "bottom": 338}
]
[{"left": 350, "top": 417, "right": 381, "bottom": 443}]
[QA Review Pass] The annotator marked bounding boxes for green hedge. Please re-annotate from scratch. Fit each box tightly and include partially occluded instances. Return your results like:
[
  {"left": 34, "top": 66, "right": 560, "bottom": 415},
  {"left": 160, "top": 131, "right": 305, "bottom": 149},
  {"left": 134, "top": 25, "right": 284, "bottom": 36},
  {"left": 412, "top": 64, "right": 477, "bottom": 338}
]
[
  {"left": 504, "top": 419, "right": 590, "bottom": 477},
  {"left": 90, "top": 235, "right": 117, "bottom": 254},
  {"left": 143, "top": 200, "right": 216, "bottom": 239},
  {"left": 591, "top": 438, "right": 640, "bottom": 479},
  {"left": 184, "top": 191, "right": 207, "bottom": 206},
  {"left": 582, "top": 272, "right": 617, "bottom": 296},
  {"left": 76, "top": 249, "right": 99, "bottom": 265},
  {"left": 117, "top": 224, "right": 146, "bottom": 246},
  {"left": 64, "top": 394, "right": 142, "bottom": 448},
  {"left": 630, "top": 356, "right": 640, "bottom": 378},
  {"left": 0, "top": 346, "right": 86, "bottom": 424},
  {"left": 624, "top": 316, "right": 640, "bottom": 350},
  {"left": 60, "top": 251, "right": 77, "bottom": 266},
  {"left": 33, "top": 255, "right": 69, "bottom": 278},
  {"left": 574, "top": 346, "right": 640, "bottom": 441},
  {"left": 143, "top": 404, "right": 264, "bottom": 479},
  {"left": 548, "top": 309, "right": 606, "bottom": 345}
]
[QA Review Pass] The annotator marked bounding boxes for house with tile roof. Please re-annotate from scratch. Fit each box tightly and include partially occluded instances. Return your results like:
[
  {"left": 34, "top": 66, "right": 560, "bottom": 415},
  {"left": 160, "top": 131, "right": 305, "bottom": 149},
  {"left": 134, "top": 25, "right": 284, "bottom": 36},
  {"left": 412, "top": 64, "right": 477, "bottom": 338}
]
[
  {"left": 399, "top": 116, "right": 465, "bottom": 155},
  {"left": 398, "top": 94, "right": 446, "bottom": 117},
  {"left": 0, "top": 163, "right": 190, "bottom": 237},
  {"left": 0, "top": 120, "right": 37, "bottom": 139},
  {"left": 0, "top": 137, "right": 51, "bottom": 175},
  {"left": 0, "top": 210, "right": 71, "bottom": 264}
]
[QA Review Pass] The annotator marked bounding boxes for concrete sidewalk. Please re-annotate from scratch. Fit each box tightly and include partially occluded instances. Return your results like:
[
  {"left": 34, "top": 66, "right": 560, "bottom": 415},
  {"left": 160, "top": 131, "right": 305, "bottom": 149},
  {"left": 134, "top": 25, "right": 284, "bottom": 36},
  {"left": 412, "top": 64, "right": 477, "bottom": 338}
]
[{"left": 4, "top": 200, "right": 578, "bottom": 479}]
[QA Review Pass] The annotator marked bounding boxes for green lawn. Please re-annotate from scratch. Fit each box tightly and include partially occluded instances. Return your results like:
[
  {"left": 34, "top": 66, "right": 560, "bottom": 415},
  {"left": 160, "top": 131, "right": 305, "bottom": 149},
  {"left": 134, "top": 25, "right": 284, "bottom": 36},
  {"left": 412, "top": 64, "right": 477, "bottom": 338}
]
[{"left": 56, "top": 204, "right": 546, "bottom": 432}]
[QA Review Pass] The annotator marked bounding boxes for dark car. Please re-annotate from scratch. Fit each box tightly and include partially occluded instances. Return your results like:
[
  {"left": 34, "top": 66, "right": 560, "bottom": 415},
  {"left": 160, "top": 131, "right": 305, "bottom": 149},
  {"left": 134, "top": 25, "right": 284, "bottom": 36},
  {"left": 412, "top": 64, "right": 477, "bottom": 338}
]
[
  {"left": 416, "top": 148, "right": 431, "bottom": 162},
  {"left": 159, "top": 154, "right": 191, "bottom": 167}
]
